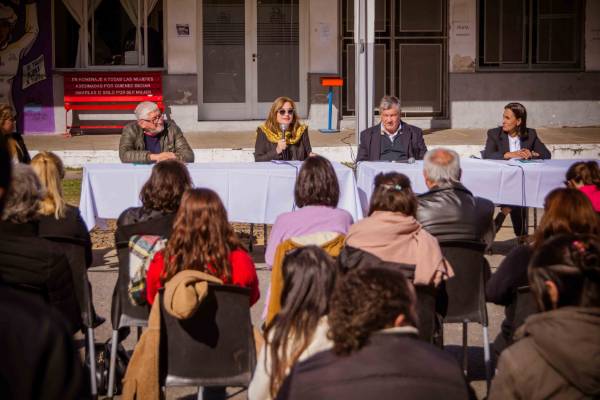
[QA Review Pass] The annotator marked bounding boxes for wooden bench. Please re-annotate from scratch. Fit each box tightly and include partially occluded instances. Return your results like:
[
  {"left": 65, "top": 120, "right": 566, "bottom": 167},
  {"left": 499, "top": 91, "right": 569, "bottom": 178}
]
[{"left": 64, "top": 72, "right": 164, "bottom": 135}]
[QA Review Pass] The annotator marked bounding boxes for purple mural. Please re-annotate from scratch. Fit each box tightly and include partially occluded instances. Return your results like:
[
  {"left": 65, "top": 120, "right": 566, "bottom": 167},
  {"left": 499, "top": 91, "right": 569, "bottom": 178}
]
[{"left": 0, "top": 0, "right": 54, "bottom": 134}]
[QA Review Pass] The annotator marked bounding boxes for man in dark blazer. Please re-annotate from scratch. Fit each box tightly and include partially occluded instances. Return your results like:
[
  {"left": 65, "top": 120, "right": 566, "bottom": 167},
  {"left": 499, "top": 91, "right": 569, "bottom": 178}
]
[{"left": 356, "top": 95, "right": 427, "bottom": 162}]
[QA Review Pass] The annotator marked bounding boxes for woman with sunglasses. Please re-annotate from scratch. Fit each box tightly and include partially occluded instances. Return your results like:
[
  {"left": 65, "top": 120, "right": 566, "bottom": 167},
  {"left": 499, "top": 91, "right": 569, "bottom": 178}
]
[{"left": 254, "top": 96, "right": 312, "bottom": 161}]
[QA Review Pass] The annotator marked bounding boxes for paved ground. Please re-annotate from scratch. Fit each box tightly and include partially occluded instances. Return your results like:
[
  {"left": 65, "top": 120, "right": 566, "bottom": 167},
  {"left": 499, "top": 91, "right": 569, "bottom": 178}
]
[
  {"left": 83, "top": 211, "right": 534, "bottom": 400},
  {"left": 23, "top": 126, "right": 600, "bottom": 151}
]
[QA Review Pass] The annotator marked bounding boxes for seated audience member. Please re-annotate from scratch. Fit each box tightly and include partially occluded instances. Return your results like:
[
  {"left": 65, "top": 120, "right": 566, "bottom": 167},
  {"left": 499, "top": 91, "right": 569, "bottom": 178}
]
[
  {"left": 119, "top": 101, "right": 194, "bottom": 163},
  {"left": 145, "top": 188, "right": 259, "bottom": 306},
  {"left": 0, "top": 103, "right": 30, "bottom": 164},
  {"left": 255, "top": 97, "right": 312, "bottom": 161},
  {"left": 565, "top": 160, "right": 600, "bottom": 212},
  {"left": 482, "top": 102, "right": 551, "bottom": 238},
  {"left": 489, "top": 234, "right": 600, "bottom": 400},
  {"left": 417, "top": 148, "right": 494, "bottom": 243},
  {"left": 356, "top": 95, "right": 427, "bottom": 162},
  {"left": 0, "top": 164, "right": 80, "bottom": 331},
  {"left": 117, "top": 159, "right": 192, "bottom": 227},
  {"left": 277, "top": 266, "right": 473, "bottom": 400},
  {"left": 265, "top": 155, "right": 353, "bottom": 267},
  {"left": 0, "top": 284, "right": 86, "bottom": 399},
  {"left": 32, "top": 152, "right": 92, "bottom": 256},
  {"left": 249, "top": 246, "right": 336, "bottom": 400},
  {"left": 345, "top": 172, "right": 452, "bottom": 287},
  {"left": 486, "top": 188, "right": 598, "bottom": 355},
  {"left": 31, "top": 151, "right": 103, "bottom": 326}
]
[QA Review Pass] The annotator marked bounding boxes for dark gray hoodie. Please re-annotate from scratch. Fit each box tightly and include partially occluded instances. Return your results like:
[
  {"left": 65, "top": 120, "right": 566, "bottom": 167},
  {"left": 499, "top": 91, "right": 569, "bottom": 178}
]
[{"left": 489, "top": 307, "right": 600, "bottom": 399}]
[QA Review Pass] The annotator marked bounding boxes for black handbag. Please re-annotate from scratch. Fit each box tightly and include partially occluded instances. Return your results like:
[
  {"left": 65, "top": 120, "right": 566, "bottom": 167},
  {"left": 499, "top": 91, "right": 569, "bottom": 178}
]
[{"left": 85, "top": 339, "right": 130, "bottom": 396}]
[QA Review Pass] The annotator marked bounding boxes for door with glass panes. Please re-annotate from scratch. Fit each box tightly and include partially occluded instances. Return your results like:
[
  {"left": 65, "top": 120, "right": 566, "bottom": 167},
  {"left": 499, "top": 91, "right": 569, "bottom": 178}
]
[
  {"left": 198, "top": 0, "right": 307, "bottom": 120},
  {"left": 341, "top": 0, "right": 447, "bottom": 117}
]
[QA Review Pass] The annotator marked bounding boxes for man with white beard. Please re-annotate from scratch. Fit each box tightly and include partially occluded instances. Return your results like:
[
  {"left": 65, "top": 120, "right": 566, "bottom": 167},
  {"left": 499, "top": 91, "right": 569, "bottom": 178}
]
[{"left": 119, "top": 101, "right": 194, "bottom": 163}]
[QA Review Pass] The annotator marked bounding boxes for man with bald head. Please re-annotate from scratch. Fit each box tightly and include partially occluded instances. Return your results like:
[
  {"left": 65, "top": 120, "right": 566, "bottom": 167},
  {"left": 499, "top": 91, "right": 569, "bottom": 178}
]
[{"left": 416, "top": 148, "right": 494, "bottom": 243}]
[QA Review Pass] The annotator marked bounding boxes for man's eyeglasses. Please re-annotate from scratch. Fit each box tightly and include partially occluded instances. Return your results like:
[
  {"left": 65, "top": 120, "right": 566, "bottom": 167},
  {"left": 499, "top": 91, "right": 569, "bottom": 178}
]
[
  {"left": 141, "top": 113, "right": 162, "bottom": 123},
  {"left": 278, "top": 108, "right": 294, "bottom": 116}
]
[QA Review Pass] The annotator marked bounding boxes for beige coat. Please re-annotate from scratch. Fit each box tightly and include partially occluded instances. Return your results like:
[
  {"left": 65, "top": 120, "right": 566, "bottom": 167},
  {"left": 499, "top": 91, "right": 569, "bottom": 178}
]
[
  {"left": 121, "top": 270, "right": 222, "bottom": 400},
  {"left": 489, "top": 307, "right": 600, "bottom": 400}
]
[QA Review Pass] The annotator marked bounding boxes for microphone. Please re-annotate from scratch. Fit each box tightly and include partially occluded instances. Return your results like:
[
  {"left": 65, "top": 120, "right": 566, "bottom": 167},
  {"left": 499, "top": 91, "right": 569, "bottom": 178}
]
[{"left": 280, "top": 123, "right": 289, "bottom": 159}]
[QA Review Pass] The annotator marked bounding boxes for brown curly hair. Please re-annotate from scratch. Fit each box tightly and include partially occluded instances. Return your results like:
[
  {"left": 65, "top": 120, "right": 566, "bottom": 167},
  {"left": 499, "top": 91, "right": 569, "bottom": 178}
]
[
  {"left": 161, "top": 188, "right": 243, "bottom": 284},
  {"left": 328, "top": 266, "right": 417, "bottom": 355},
  {"left": 139, "top": 159, "right": 192, "bottom": 213}
]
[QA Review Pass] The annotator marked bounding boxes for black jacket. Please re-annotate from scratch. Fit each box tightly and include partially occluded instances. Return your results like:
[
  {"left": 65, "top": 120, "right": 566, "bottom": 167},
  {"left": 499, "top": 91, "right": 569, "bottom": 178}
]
[
  {"left": 277, "top": 330, "right": 474, "bottom": 400},
  {"left": 0, "top": 221, "right": 81, "bottom": 332},
  {"left": 117, "top": 206, "right": 175, "bottom": 228},
  {"left": 38, "top": 205, "right": 92, "bottom": 268},
  {"left": 356, "top": 122, "right": 427, "bottom": 162},
  {"left": 486, "top": 244, "right": 536, "bottom": 353},
  {"left": 0, "top": 285, "right": 85, "bottom": 400},
  {"left": 482, "top": 127, "right": 551, "bottom": 160},
  {"left": 417, "top": 182, "right": 495, "bottom": 243},
  {"left": 254, "top": 127, "right": 312, "bottom": 162},
  {"left": 10, "top": 132, "right": 31, "bottom": 164}
]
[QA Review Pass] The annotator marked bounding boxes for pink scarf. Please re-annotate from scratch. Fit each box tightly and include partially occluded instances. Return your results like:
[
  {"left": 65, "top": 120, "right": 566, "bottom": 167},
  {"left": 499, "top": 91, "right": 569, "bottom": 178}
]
[{"left": 345, "top": 211, "right": 453, "bottom": 286}]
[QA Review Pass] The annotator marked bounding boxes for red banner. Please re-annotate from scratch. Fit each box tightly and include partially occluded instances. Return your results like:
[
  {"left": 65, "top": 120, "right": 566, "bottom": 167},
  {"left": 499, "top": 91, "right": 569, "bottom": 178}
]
[{"left": 64, "top": 72, "right": 162, "bottom": 97}]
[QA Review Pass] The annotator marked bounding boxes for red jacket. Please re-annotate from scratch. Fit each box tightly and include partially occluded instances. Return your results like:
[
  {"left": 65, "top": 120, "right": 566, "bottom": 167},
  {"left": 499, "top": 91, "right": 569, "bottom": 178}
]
[{"left": 146, "top": 248, "right": 260, "bottom": 306}]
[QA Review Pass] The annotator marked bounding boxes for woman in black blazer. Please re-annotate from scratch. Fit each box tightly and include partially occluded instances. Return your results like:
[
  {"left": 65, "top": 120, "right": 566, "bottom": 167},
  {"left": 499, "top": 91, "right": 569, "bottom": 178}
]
[{"left": 482, "top": 103, "right": 551, "bottom": 238}]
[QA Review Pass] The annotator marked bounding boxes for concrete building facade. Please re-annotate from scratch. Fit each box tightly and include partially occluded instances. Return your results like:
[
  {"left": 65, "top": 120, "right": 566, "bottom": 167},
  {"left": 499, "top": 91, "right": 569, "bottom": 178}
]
[{"left": 5, "top": 0, "right": 600, "bottom": 135}]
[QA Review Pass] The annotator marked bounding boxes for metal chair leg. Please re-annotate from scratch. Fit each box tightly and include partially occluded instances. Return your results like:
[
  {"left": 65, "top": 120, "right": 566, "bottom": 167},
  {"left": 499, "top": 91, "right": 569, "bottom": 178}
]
[
  {"left": 263, "top": 224, "right": 268, "bottom": 249},
  {"left": 86, "top": 327, "right": 98, "bottom": 398},
  {"left": 107, "top": 329, "right": 119, "bottom": 397},
  {"left": 248, "top": 224, "right": 254, "bottom": 252},
  {"left": 462, "top": 321, "right": 468, "bottom": 376},
  {"left": 197, "top": 386, "right": 204, "bottom": 400},
  {"left": 482, "top": 325, "right": 492, "bottom": 393}
]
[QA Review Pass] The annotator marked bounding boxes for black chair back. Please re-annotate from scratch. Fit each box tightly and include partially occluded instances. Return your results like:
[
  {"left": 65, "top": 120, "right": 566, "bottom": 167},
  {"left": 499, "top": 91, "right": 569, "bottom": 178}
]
[
  {"left": 111, "top": 214, "right": 175, "bottom": 329},
  {"left": 512, "top": 285, "right": 538, "bottom": 332},
  {"left": 159, "top": 284, "right": 256, "bottom": 388},
  {"left": 439, "top": 241, "right": 489, "bottom": 325},
  {"left": 40, "top": 235, "right": 95, "bottom": 328}
]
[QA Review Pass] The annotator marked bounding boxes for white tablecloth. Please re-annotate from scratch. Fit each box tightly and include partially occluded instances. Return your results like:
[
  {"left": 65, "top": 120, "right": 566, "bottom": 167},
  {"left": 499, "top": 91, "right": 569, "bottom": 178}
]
[
  {"left": 79, "top": 161, "right": 363, "bottom": 230},
  {"left": 356, "top": 159, "right": 586, "bottom": 214}
]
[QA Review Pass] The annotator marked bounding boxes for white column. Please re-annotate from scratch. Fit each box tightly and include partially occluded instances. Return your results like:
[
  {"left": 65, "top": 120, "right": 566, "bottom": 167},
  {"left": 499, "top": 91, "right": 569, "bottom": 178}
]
[{"left": 354, "top": 0, "right": 375, "bottom": 143}]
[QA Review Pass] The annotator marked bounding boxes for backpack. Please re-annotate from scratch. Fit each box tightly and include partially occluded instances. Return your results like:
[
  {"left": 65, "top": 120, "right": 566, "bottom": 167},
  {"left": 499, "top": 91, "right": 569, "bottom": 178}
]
[{"left": 127, "top": 235, "right": 167, "bottom": 306}]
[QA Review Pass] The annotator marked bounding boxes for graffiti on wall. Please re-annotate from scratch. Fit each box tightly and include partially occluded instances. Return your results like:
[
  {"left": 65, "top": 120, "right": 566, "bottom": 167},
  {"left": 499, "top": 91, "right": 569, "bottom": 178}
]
[{"left": 0, "top": 0, "right": 54, "bottom": 134}]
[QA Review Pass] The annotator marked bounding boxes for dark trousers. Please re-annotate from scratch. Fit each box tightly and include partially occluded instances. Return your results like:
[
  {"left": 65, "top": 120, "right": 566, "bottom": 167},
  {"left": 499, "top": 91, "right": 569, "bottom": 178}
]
[{"left": 495, "top": 206, "right": 529, "bottom": 237}]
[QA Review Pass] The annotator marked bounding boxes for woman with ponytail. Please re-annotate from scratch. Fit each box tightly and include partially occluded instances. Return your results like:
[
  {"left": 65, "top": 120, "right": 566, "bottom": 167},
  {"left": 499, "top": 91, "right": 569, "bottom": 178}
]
[
  {"left": 31, "top": 151, "right": 91, "bottom": 257},
  {"left": 489, "top": 234, "right": 600, "bottom": 399}
]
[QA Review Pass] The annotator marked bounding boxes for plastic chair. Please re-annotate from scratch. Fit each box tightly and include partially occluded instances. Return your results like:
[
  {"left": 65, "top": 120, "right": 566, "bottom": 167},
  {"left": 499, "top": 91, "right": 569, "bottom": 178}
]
[
  {"left": 40, "top": 234, "right": 99, "bottom": 398},
  {"left": 512, "top": 285, "right": 538, "bottom": 334},
  {"left": 159, "top": 284, "right": 256, "bottom": 398},
  {"left": 439, "top": 240, "right": 492, "bottom": 391},
  {"left": 107, "top": 214, "right": 174, "bottom": 397}
]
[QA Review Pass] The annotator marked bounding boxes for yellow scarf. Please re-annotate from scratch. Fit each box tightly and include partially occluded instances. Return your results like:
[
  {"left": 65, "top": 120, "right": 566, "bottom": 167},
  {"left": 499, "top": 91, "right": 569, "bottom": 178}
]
[{"left": 259, "top": 123, "right": 307, "bottom": 145}]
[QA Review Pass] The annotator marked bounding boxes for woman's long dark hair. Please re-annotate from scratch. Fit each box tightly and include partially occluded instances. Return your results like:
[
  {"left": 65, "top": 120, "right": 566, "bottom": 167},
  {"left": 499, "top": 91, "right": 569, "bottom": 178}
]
[
  {"left": 161, "top": 188, "right": 243, "bottom": 284},
  {"left": 264, "top": 246, "right": 336, "bottom": 398},
  {"left": 529, "top": 234, "right": 600, "bottom": 311},
  {"left": 140, "top": 159, "right": 192, "bottom": 213},
  {"left": 504, "top": 102, "right": 528, "bottom": 139},
  {"left": 566, "top": 161, "right": 600, "bottom": 190}
]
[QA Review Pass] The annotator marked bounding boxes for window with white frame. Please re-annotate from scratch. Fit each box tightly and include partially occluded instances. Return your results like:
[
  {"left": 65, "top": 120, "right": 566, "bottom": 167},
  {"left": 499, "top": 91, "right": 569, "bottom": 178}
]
[
  {"left": 54, "top": 0, "right": 164, "bottom": 68},
  {"left": 478, "top": 0, "right": 583, "bottom": 70}
]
